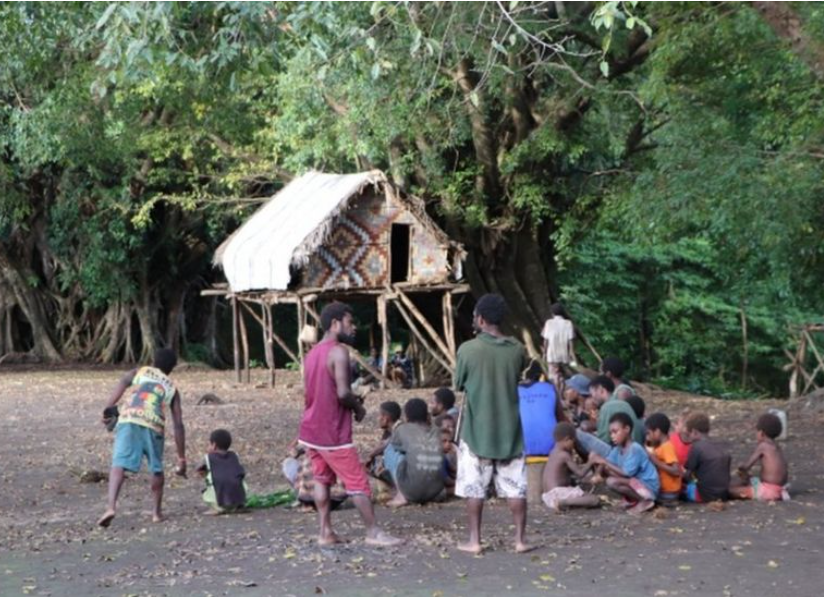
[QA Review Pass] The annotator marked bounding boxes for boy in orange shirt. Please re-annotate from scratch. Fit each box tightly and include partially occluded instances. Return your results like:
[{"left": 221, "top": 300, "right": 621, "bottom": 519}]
[{"left": 644, "top": 413, "right": 682, "bottom": 505}]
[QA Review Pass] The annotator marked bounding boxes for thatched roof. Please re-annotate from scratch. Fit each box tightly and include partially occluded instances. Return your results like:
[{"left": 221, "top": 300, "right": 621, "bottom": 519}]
[{"left": 214, "top": 170, "right": 461, "bottom": 292}]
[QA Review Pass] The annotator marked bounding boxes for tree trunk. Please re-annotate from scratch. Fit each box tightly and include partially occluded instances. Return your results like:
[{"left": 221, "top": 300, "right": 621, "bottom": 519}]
[{"left": 752, "top": 2, "right": 824, "bottom": 81}]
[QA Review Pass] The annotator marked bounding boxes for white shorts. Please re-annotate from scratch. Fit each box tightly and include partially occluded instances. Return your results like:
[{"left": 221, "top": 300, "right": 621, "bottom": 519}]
[
  {"left": 455, "top": 441, "right": 527, "bottom": 500},
  {"left": 542, "top": 486, "right": 585, "bottom": 510}
]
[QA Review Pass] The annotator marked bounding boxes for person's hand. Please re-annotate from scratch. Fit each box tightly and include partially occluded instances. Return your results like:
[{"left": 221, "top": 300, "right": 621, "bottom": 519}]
[
  {"left": 588, "top": 453, "right": 605, "bottom": 465},
  {"left": 175, "top": 458, "right": 187, "bottom": 478},
  {"left": 354, "top": 404, "right": 367, "bottom": 423}
]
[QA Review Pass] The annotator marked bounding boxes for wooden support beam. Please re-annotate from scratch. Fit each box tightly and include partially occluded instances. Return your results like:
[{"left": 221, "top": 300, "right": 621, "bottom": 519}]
[
  {"left": 442, "top": 290, "right": 456, "bottom": 360},
  {"left": 262, "top": 303, "right": 276, "bottom": 388},
  {"left": 239, "top": 300, "right": 300, "bottom": 365},
  {"left": 378, "top": 294, "right": 390, "bottom": 389},
  {"left": 238, "top": 299, "right": 251, "bottom": 384},
  {"left": 391, "top": 296, "right": 454, "bottom": 375},
  {"left": 232, "top": 295, "right": 240, "bottom": 383},
  {"left": 296, "top": 299, "right": 306, "bottom": 377},
  {"left": 395, "top": 287, "right": 455, "bottom": 368},
  {"left": 304, "top": 301, "right": 395, "bottom": 388}
]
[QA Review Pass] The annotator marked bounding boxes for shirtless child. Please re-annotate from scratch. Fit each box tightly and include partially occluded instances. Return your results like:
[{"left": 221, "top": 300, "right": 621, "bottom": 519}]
[
  {"left": 729, "top": 413, "right": 790, "bottom": 502},
  {"left": 542, "top": 422, "right": 600, "bottom": 512}
]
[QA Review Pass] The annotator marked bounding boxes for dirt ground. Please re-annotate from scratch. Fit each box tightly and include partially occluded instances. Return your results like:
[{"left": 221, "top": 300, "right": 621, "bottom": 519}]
[{"left": 0, "top": 366, "right": 822, "bottom": 597}]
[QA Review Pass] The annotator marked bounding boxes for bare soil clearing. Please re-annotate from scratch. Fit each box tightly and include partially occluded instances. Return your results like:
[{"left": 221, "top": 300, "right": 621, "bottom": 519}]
[{"left": 1, "top": 367, "right": 822, "bottom": 596}]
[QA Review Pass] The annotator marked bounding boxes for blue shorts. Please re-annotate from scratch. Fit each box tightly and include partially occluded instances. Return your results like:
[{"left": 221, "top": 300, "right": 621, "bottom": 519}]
[{"left": 112, "top": 422, "right": 165, "bottom": 474}]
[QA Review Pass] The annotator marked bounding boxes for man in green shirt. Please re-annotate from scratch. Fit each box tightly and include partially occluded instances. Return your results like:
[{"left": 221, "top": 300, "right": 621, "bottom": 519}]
[
  {"left": 592, "top": 375, "right": 645, "bottom": 445},
  {"left": 454, "top": 294, "right": 532, "bottom": 555}
]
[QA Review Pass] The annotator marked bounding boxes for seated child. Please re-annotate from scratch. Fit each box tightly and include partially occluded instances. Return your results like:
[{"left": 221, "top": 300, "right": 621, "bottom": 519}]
[
  {"left": 669, "top": 409, "right": 692, "bottom": 468},
  {"left": 363, "top": 401, "right": 402, "bottom": 480},
  {"left": 579, "top": 398, "right": 598, "bottom": 433},
  {"left": 644, "top": 413, "right": 682, "bottom": 505},
  {"left": 588, "top": 413, "right": 660, "bottom": 514},
  {"left": 198, "top": 429, "right": 247, "bottom": 513},
  {"left": 282, "top": 439, "right": 347, "bottom": 511},
  {"left": 440, "top": 419, "right": 458, "bottom": 495},
  {"left": 430, "top": 387, "right": 459, "bottom": 424},
  {"left": 626, "top": 394, "right": 646, "bottom": 423},
  {"left": 682, "top": 413, "right": 731, "bottom": 503},
  {"left": 383, "top": 398, "right": 445, "bottom": 507},
  {"left": 564, "top": 374, "right": 591, "bottom": 425},
  {"left": 729, "top": 413, "right": 789, "bottom": 502},
  {"left": 542, "top": 422, "right": 600, "bottom": 512}
]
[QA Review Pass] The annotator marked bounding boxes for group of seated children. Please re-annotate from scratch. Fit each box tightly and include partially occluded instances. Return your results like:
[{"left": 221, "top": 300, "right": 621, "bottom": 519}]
[
  {"left": 537, "top": 357, "right": 790, "bottom": 514},
  {"left": 360, "top": 388, "right": 460, "bottom": 507}
]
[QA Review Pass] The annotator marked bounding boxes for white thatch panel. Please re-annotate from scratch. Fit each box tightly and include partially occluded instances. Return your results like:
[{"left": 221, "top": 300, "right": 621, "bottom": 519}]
[{"left": 217, "top": 170, "right": 385, "bottom": 292}]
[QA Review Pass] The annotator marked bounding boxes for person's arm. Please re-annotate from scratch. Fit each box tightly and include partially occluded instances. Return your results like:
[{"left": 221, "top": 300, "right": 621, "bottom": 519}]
[
  {"left": 364, "top": 437, "right": 390, "bottom": 463},
  {"left": 566, "top": 455, "right": 593, "bottom": 479},
  {"left": 330, "top": 345, "right": 366, "bottom": 421},
  {"left": 101, "top": 369, "right": 137, "bottom": 423},
  {"left": 682, "top": 445, "right": 698, "bottom": 480},
  {"left": 170, "top": 391, "right": 187, "bottom": 477},
  {"left": 649, "top": 451, "right": 681, "bottom": 477},
  {"left": 554, "top": 392, "right": 568, "bottom": 424},
  {"left": 587, "top": 452, "right": 627, "bottom": 478},
  {"left": 738, "top": 444, "right": 763, "bottom": 474}
]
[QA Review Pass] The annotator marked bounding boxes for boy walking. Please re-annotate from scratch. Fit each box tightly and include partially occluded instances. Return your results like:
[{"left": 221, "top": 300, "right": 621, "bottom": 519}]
[
  {"left": 98, "top": 348, "right": 186, "bottom": 527},
  {"left": 298, "top": 302, "right": 401, "bottom": 547},
  {"left": 454, "top": 294, "right": 532, "bottom": 554}
]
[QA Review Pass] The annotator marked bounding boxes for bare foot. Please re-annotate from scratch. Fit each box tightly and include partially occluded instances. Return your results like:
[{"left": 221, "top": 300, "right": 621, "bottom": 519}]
[
  {"left": 457, "top": 542, "right": 483, "bottom": 555},
  {"left": 97, "top": 510, "right": 116, "bottom": 528},
  {"left": 318, "top": 532, "right": 343, "bottom": 547},
  {"left": 386, "top": 493, "right": 408, "bottom": 508},
  {"left": 365, "top": 529, "right": 404, "bottom": 547},
  {"left": 152, "top": 513, "right": 165, "bottom": 523},
  {"left": 628, "top": 500, "right": 655, "bottom": 515},
  {"left": 515, "top": 542, "right": 537, "bottom": 554}
]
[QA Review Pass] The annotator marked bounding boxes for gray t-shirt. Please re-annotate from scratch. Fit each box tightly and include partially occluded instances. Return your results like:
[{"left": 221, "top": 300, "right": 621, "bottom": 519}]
[{"left": 391, "top": 423, "right": 445, "bottom": 503}]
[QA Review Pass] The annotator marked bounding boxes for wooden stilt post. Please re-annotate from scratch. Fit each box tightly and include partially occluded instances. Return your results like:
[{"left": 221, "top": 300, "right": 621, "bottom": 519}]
[
  {"left": 238, "top": 299, "right": 251, "bottom": 384},
  {"left": 232, "top": 295, "right": 241, "bottom": 383},
  {"left": 297, "top": 299, "right": 306, "bottom": 376},
  {"left": 262, "top": 302, "right": 276, "bottom": 388},
  {"left": 442, "top": 290, "right": 456, "bottom": 362},
  {"left": 378, "top": 294, "right": 390, "bottom": 389}
]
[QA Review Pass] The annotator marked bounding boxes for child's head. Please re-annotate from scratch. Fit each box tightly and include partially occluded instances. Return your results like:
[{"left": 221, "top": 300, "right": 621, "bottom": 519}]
[
  {"left": 553, "top": 421, "right": 577, "bottom": 451},
  {"left": 564, "top": 374, "right": 591, "bottom": 406},
  {"left": 685, "top": 413, "right": 710, "bottom": 441},
  {"left": 431, "top": 387, "right": 456, "bottom": 417},
  {"left": 379, "top": 401, "right": 402, "bottom": 429},
  {"left": 583, "top": 397, "right": 598, "bottom": 418},
  {"left": 625, "top": 394, "right": 646, "bottom": 420},
  {"left": 404, "top": 398, "right": 429, "bottom": 425},
  {"left": 438, "top": 414, "right": 456, "bottom": 438},
  {"left": 550, "top": 302, "right": 568, "bottom": 318},
  {"left": 154, "top": 348, "right": 178, "bottom": 375},
  {"left": 600, "top": 356, "right": 626, "bottom": 381},
  {"left": 756, "top": 412, "right": 783, "bottom": 441},
  {"left": 441, "top": 426, "right": 454, "bottom": 453},
  {"left": 589, "top": 375, "right": 615, "bottom": 405},
  {"left": 608, "top": 412, "right": 634, "bottom": 446},
  {"left": 209, "top": 428, "right": 232, "bottom": 451},
  {"left": 644, "top": 413, "right": 671, "bottom": 447},
  {"left": 673, "top": 408, "right": 692, "bottom": 438},
  {"left": 522, "top": 360, "right": 543, "bottom": 383}
]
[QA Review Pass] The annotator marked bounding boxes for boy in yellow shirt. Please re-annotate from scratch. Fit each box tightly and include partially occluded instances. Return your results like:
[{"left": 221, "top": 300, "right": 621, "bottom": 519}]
[{"left": 644, "top": 413, "right": 682, "bottom": 505}]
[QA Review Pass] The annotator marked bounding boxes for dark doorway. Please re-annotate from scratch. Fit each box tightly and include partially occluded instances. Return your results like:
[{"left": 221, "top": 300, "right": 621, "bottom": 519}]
[{"left": 390, "top": 224, "right": 411, "bottom": 283}]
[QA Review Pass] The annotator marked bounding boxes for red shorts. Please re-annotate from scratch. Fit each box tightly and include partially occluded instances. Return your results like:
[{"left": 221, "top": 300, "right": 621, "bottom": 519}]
[{"left": 307, "top": 447, "right": 371, "bottom": 496}]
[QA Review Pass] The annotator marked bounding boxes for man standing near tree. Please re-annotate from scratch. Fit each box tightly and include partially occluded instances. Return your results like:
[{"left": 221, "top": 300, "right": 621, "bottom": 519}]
[
  {"left": 454, "top": 293, "right": 532, "bottom": 554},
  {"left": 298, "top": 301, "right": 402, "bottom": 548}
]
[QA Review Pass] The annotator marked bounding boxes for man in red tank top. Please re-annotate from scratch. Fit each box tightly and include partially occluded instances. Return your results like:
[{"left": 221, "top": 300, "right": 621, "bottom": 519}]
[{"left": 298, "top": 302, "right": 402, "bottom": 547}]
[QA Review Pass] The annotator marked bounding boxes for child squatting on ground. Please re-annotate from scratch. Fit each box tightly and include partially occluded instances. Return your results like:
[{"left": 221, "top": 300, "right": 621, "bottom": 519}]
[
  {"left": 588, "top": 412, "right": 660, "bottom": 514},
  {"left": 541, "top": 422, "right": 600, "bottom": 512},
  {"left": 644, "top": 413, "right": 683, "bottom": 505},
  {"left": 729, "top": 412, "right": 790, "bottom": 501},
  {"left": 197, "top": 429, "right": 248, "bottom": 514},
  {"left": 682, "top": 413, "right": 731, "bottom": 503}
]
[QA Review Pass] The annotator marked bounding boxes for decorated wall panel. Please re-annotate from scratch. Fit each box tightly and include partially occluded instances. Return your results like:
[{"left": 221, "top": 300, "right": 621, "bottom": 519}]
[{"left": 299, "top": 190, "right": 450, "bottom": 290}]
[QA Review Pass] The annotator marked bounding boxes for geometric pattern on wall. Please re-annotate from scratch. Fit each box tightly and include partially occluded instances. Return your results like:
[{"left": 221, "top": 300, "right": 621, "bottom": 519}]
[{"left": 300, "top": 192, "right": 449, "bottom": 290}]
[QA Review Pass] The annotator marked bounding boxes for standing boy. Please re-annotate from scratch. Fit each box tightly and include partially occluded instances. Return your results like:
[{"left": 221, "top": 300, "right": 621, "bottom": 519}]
[
  {"left": 98, "top": 348, "right": 186, "bottom": 527},
  {"left": 542, "top": 422, "right": 600, "bottom": 512},
  {"left": 298, "top": 302, "right": 401, "bottom": 547},
  {"left": 682, "top": 413, "right": 731, "bottom": 503},
  {"left": 454, "top": 294, "right": 531, "bottom": 554},
  {"left": 729, "top": 413, "right": 789, "bottom": 501},
  {"left": 589, "top": 412, "right": 660, "bottom": 514},
  {"left": 644, "top": 413, "right": 682, "bottom": 504},
  {"left": 383, "top": 398, "right": 445, "bottom": 507}
]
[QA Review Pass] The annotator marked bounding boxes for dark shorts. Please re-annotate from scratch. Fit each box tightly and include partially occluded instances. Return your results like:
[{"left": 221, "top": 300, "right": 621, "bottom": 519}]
[{"left": 112, "top": 422, "right": 165, "bottom": 474}]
